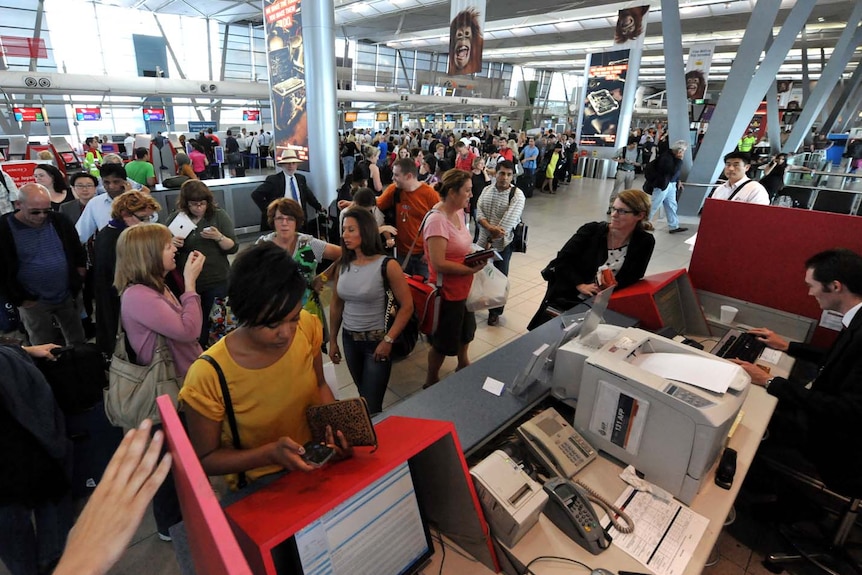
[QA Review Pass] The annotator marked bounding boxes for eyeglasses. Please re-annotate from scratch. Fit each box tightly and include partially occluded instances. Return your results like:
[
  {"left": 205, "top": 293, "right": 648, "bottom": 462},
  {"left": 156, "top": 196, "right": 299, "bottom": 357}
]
[
  {"left": 609, "top": 207, "right": 636, "bottom": 216},
  {"left": 74, "top": 183, "right": 96, "bottom": 189},
  {"left": 187, "top": 200, "right": 208, "bottom": 207},
  {"left": 132, "top": 213, "right": 155, "bottom": 222},
  {"left": 273, "top": 215, "right": 295, "bottom": 223},
  {"left": 28, "top": 209, "right": 52, "bottom": 215}
]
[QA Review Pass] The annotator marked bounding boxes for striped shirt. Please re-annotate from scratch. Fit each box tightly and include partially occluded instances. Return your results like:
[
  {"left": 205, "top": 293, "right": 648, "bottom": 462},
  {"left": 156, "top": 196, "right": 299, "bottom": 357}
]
[{"left": 476, "top": 184, "right": 525, "bottom": 251}]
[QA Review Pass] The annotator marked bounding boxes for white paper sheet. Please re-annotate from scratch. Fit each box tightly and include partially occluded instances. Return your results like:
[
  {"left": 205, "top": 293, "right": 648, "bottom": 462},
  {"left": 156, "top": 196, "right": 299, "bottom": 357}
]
[
  {"left": 630, "top": 352, "right": 738, "bottom": 394},
  {"left": 168, "top": 211, "right": 196, "bottom": 239},
  {"left": 606, "top": 487, "right": 708, "bottom": 575},
  {"left": 758, "top": 348, "right": 782, "bottom": 364}
]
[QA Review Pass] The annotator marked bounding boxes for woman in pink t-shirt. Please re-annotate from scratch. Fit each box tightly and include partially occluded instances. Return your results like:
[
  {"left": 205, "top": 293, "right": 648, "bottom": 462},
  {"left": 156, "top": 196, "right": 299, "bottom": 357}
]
[{"left": 423, "top": 169, "right": 486, "bottom": 388}]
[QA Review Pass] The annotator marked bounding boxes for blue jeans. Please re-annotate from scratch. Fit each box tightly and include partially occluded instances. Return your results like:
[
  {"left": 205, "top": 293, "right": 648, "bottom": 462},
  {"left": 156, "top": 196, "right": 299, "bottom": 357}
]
[
  {"left": 0, "top": 498, "right": 73, "bottom": 575},
  {"left": 341, "top": 332, "right": 392, "bottom": 414},
  {"left": 649, "top": 181, "right": 681, "bottom": 230},
  {"left": 342, "top": 156, "right": 355, "bottom": 180},
  {"left": 490, "top": 244, "right": 513, "bottom": 316},
  {"left": 403, "top": 252, "right": 429, "bottom": 280}
]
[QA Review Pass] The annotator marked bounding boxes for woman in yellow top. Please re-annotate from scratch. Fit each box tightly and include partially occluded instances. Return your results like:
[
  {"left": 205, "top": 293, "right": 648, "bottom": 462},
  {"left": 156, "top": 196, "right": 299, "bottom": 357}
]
[{"left": 180, "top": 243, "right": 351, "bottom": 488}]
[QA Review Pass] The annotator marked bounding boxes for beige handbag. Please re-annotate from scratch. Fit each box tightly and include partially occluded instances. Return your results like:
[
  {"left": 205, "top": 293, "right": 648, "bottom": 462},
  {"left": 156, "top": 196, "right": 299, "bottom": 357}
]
[{"left": 104, "top": 319, "right": 181, "bottom": 429}]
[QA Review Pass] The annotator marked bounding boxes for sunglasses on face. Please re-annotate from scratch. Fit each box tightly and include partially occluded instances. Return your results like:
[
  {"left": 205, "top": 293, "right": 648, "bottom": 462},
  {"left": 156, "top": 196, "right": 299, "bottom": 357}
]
[{"left": 28, "top": 209, "right": 52, "bottom": 215}]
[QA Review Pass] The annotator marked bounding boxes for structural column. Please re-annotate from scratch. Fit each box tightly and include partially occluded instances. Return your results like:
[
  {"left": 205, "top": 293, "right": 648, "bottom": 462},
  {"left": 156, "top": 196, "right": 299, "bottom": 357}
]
[{"left": 303, "top": 0, "right": 339, "bottom": 207}]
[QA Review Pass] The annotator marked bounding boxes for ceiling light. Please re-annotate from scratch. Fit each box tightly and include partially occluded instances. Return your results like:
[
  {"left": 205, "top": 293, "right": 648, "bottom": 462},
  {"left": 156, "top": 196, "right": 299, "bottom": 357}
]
[{"left": 351, "top": 2, "right": 367, "bottom": 12}]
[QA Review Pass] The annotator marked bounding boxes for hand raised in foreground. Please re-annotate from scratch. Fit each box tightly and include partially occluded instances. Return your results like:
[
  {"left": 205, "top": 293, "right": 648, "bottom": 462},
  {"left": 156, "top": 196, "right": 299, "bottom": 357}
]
[{"left": 53, "top": 419, "right": 172, "bottom": 575}]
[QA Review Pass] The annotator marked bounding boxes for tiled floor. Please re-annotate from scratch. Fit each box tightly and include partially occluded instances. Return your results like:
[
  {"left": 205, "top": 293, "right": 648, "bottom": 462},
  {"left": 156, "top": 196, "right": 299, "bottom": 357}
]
[{"left": 8, "top": 174, "right": 842, "bottom": 575}]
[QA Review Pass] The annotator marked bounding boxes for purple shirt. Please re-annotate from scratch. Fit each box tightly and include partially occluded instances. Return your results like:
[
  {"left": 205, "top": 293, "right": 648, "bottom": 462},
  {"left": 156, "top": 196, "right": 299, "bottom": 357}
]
[{"left": 121, "top": 284, "right": 203, "bottom": 380}]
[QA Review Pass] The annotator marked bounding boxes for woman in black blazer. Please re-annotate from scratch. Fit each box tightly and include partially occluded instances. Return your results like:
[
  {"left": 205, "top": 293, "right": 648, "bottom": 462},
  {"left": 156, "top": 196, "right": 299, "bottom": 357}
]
[{"left": 528, "top": 189, "right": 655, "bottom": 329}]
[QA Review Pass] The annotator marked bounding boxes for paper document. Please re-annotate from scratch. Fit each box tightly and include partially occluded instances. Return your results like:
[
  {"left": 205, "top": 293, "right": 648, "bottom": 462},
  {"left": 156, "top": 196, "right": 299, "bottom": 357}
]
[
  {"left": 759, "top": 348, "right": 782, "bottom": 364},
  {"left": 630, "top": 353, "right": 738, "bottom": 394},
  {"left": 168, "top": 211, "right": 196, "bottom": 239},
  {"left": 606, "top": 487, "right": 708, "bottom": 575}
]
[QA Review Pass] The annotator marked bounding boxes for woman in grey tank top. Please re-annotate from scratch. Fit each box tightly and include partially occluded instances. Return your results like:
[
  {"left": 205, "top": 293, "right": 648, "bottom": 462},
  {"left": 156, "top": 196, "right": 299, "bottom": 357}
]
[{"left": 328, "top": 209, "right": 413, "bottom": 413}]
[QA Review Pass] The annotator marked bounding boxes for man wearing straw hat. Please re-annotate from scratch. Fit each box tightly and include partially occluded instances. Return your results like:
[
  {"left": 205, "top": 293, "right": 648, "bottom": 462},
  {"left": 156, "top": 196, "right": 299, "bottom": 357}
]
[{"left": 252, "top": 149, "right": 323, "bottom": 233}]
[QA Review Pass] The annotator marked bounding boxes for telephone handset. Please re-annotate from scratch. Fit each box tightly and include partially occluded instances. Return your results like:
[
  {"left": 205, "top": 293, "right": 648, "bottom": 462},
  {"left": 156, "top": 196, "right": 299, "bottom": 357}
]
[
  {"left": 543, "top": 478, "right": 611, "bottom": 555},
  {"left": 516, "top": 407, "right": 596, "bottom": 479}
]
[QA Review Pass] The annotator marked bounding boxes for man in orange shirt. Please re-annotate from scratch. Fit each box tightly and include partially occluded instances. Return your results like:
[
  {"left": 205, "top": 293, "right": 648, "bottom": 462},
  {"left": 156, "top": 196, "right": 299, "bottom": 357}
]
[{"left": 376, "top": 158, "right": 440, "bottom": 279}]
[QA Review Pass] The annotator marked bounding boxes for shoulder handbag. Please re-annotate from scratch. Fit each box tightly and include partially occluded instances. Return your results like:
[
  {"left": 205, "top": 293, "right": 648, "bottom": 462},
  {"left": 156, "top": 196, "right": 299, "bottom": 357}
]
[
  {"left": 104, "top": 319, "right": 181, "bottom": 430},
  {"left": 380, "top": 257, "right": 419, "bottom": 359},
  {"left": 507, "top": 189, "right": 528, "bottom": 253},
  {"left": 198, "top": 355, "right": 247, "bottom": 489},
  {"left": 400, "top": 210, "right": 443, "bottom": 336}
]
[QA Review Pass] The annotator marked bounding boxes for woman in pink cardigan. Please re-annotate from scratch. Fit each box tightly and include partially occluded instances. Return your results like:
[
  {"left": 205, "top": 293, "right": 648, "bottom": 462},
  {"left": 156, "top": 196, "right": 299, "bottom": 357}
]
[{"left": 113, "top": 222, "right": 205, "bottom": 540}]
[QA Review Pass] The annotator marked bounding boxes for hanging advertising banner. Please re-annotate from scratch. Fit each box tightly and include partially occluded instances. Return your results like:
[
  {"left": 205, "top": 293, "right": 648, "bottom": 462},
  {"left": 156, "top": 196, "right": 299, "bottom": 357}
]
[
  {"left": 685, "top": 43, "right": 715, "bottom": 101},
  {"left": 614, "top": 6, "right": 649, "bottom": 46},
  {"left": 776, "top": 80, "right": 794, "bottom": 108},
  {"left": 263, "top": 0, "right": 309, "bottom": 169},
  {"left": 579, "top": 50, "right": 629, "bottom": 148},
  {"left": 447, "top": 0, "right": 486, "bottom": 76}
]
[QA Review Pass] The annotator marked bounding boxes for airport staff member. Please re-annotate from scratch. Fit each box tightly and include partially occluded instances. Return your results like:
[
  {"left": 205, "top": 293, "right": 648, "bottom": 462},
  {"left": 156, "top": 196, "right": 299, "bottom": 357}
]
[
  {"left": 734, "top": 248, "right": 862, "bottom": 492},
  {"left": 710, "top": 151, "right": 769, "bottom": 205}
]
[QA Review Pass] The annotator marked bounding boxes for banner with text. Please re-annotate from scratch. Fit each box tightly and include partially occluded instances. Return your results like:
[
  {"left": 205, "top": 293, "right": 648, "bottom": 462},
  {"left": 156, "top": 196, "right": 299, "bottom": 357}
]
[
  {"left": 448, "top": 0, "right": 486, "bottom": 76},
  {"left": 579, "top": 49, "right": 629, "bottom": 148},
  {"left": 685, "top": 43, "right": 715, "bottom": 101},
  {"left": 263, "top": 0, "right": 309, "bottom": 169}
]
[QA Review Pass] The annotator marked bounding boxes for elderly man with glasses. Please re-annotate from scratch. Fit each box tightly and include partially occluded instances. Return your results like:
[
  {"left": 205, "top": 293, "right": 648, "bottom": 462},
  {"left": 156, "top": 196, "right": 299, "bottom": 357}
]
[{"left": 0, "top": 183, "right": 87, "bottom": 345}]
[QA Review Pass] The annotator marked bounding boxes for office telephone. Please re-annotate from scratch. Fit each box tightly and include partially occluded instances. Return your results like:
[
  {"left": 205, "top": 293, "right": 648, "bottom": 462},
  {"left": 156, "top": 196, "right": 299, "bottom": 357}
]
[
  {"left": 516, "top": 407, "right": 596, "bottom": 478},
  {"left": 516, "top": 408, "right": 635, "bottom": 554}
]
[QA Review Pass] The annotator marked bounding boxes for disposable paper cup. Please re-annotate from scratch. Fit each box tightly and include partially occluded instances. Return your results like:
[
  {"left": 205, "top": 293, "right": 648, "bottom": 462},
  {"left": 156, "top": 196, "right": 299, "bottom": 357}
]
[{"left": 720, "top": 305, "right": 739, "bottom": 324}]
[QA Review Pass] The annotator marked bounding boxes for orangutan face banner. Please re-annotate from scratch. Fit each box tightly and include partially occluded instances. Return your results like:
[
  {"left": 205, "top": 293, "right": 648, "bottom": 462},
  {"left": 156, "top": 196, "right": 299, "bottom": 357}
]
[
  {"left": 685, "top": 43, "right": 715, "bottom": 101},
  {"left": 448, "top": 0, "right": 485, "bottom": 76}
]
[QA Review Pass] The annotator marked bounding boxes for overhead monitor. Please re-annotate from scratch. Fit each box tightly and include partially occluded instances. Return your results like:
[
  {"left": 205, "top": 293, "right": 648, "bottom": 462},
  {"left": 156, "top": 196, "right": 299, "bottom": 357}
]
[
  {"left": 344, "top": 111, "right": 358, "bottom": 122},
  {"left": 375, "top": 112, "right": 389, "bottom": 122},
  {"left": 75, "top": 107, "right": 101, "bottom": 121},
  {"left": 143, "top": 108, "right": 166, "bottom": 122},
  {"left": 444, "top": 114, "right": 455, "bottom": 122},
  {"left": 243, "top": 109, "right": 260, "bottom": 121},
  {"left": 13, "top": 107, "right": 44, "bottom": 122},
  {"left": 275, "top": 462, "right": 433, "bottom": 574}
]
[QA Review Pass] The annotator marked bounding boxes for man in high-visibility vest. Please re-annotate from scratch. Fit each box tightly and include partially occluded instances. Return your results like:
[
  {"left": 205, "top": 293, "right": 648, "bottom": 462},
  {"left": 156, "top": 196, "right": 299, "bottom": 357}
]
[
  {"left": 737, "top": 129, "right": 757, "bottom": 153},
  {"left": 82, "top": 137, "right": 102, "bottom": 177}
]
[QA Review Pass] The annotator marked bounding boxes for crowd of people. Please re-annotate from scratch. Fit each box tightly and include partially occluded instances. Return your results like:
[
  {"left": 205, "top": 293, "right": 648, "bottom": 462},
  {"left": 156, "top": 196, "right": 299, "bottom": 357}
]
[{"left": 2, "top": 118, "right": 856, "bottom": 574}]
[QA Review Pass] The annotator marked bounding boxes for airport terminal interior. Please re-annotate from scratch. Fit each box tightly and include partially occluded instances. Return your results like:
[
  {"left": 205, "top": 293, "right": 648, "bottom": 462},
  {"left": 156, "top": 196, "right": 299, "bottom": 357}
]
[{"left": 2, "top": 1, "right": 862, "bottom": 575}]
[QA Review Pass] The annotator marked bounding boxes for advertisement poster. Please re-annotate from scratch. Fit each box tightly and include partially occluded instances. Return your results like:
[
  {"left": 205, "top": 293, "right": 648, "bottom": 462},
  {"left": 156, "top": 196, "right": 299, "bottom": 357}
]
[
  {"left": 263, "top": 0, "right": 309, "bottom": 169},
  {"left": 685, "top": 43, "right": 715, "bottom": 101},
  {"left": 579, "top": 49, "right": 629, "bottom": 147},
  {"left": 588, "top": 380, "right": 649, "bottom": 456},
  {"left": 447, "top": 0, "right": 485, "bottom": 76}
]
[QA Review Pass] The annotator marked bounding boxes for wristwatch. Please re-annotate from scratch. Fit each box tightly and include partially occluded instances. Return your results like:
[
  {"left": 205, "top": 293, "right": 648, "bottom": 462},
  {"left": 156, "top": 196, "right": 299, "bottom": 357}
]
[
  {"left": 764, "top": 377, "right": 774, "bottom": 390},
  {"left": 383, "top": 334, "right": 394, "bottom": 344}
]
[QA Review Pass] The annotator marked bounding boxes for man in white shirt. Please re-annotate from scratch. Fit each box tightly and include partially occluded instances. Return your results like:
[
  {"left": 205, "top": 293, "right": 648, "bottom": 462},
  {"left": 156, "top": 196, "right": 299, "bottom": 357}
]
[
  {"left": 123, "top": 133, "right": 135, "bottom": 158},
  {"left": 76, "top": 164, "right": 134, "bottom": 242},
  {"left": 711, "top": 151, "right": 769, "bottom": 205},
  {"left": 475, "top": 160, "right": 525, "bottom": 325}
]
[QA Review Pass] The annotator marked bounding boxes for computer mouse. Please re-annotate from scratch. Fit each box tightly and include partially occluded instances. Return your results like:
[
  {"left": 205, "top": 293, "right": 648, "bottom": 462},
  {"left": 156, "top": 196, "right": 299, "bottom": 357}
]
[{"left": 591, "top": 569, "right": 615, "bottom": 575}]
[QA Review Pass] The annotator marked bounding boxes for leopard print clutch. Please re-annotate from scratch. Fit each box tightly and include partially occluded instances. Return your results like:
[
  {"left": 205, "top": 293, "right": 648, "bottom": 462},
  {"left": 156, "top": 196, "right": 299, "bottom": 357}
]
[{"left": 306, "top": 398, "right": 378, "bottom": 451}]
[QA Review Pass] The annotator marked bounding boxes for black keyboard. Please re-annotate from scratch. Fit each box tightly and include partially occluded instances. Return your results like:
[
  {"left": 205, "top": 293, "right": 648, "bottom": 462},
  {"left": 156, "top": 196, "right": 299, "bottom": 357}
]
[{"left": 716, "top": 332, "right": 766, "bottom": 363}]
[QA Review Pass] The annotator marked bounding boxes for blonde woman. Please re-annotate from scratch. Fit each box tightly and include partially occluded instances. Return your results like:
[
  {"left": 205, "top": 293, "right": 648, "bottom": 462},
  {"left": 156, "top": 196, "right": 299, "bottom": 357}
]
[{"left": 114, "top": 222, "right": 205, "bottom": 540}]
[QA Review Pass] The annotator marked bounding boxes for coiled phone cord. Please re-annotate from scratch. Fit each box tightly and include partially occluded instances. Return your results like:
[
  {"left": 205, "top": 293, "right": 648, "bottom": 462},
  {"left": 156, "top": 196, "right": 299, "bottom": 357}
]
[{"left": 576, "top": 480, "right": 635, "bottom": 534}]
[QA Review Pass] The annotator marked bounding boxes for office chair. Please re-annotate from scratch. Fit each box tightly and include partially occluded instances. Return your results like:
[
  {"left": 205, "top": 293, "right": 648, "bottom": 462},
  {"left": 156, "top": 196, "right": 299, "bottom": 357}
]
[{"left": 761, "top": 457, "right": 862, "bottom": 575}]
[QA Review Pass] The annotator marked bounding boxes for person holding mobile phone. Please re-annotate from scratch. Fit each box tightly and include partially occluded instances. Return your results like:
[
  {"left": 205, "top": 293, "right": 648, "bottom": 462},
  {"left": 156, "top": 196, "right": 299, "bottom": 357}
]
[
  {"left": 423, "top": 169, "right": 486, "bottom": 388},
  {"left": 165, "top": 181, "right": 238, "bottom": 348},
  {"left": 181, "top": 243, "right": 352, "bottom": 492}
]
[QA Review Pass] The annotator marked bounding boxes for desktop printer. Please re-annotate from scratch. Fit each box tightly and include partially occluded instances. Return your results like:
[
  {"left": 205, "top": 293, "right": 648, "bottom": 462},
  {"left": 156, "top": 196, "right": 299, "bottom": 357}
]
[
  {"left": 573, "top": 328, "right": 750, "bottom": 504},
  {"left": 552, "top": 323, "right": 626, "bottom": 400},
  {"left": 470, "top": 450, "right": 548, "bottom": 548}
]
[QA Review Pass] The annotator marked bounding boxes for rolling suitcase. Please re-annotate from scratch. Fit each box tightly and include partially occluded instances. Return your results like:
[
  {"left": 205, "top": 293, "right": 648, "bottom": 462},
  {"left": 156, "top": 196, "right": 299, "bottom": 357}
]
[{"left": 516, "top": 174, "right": 534, "bottom": 198}]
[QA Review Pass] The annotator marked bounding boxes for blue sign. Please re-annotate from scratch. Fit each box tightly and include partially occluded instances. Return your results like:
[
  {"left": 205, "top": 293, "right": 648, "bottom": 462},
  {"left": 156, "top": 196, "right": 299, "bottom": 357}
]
[
  {"left": 143, "top": 108, "right": 165, "bottom": 122},
  {"left": 188, "top": 121, "right": 218, "bottom": 133}
]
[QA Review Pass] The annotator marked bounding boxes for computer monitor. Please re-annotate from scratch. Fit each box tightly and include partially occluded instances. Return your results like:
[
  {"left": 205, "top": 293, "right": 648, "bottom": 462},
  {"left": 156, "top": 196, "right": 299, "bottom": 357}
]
[{"left": 274, "top": 462, "right": 433, "bottom": 574}]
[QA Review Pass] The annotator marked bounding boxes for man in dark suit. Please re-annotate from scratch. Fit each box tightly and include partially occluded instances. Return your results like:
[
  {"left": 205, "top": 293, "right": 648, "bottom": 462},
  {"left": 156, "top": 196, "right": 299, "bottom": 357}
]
[
  {"left": 251, "top": 149, "right": 323, "bottom": 233},
  {"left": 735, "top": 248, "right": 862, "bottom": 492}
]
